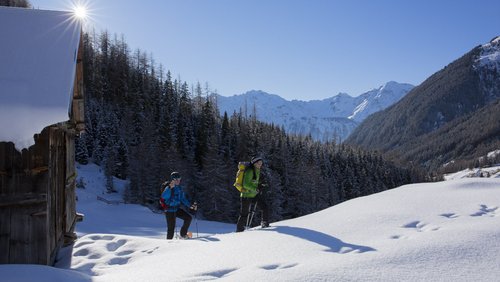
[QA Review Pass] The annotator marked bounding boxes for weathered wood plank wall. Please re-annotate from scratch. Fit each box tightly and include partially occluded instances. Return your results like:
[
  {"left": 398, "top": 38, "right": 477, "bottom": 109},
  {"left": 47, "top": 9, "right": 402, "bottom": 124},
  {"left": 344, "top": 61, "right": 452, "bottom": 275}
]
[
  {"left": 0, "top": 126, "right": 76, "bottom": 265},
  {"left": 0, "top": 137, "right": 50, "bottom": 264}
]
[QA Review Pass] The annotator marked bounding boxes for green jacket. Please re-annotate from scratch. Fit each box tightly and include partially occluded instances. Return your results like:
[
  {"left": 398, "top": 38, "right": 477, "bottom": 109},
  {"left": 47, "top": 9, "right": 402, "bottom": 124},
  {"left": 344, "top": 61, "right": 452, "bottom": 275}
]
[{"left": 241, "top": 167, "right": 260, "bottom": 198}]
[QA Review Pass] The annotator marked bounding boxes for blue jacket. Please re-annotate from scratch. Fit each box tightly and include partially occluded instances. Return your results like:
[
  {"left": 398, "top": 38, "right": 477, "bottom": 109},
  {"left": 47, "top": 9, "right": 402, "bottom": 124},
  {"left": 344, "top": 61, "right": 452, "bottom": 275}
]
[{"left": 161, "top": 185, "right": 191, "bottom": 212}]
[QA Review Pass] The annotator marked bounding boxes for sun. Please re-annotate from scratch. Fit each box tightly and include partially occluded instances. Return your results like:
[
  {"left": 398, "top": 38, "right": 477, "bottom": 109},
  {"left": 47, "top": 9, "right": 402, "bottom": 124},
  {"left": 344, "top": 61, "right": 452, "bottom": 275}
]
[
  {"left": 73, "top": 5, "right": 87, "bottom": 19},
  {"left": 68, "top": 0, "right": 97, "bottom": 28}
]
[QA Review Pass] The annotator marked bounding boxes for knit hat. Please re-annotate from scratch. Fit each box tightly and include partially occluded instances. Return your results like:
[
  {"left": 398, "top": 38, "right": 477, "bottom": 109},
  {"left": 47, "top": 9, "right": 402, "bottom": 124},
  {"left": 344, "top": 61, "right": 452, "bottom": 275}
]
[
  {"left": 251, "top": 156, "right": 263, "bottom": 165},
  {"left": 170, "top": 171, "right": 181, "bottom": 181}
]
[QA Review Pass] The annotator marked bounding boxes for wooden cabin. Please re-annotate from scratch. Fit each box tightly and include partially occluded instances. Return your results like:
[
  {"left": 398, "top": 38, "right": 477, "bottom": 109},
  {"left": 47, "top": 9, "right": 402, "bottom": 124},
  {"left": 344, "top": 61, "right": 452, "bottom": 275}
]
[{"left": 0, "top": 7, "right": 84, "bottom": 265}]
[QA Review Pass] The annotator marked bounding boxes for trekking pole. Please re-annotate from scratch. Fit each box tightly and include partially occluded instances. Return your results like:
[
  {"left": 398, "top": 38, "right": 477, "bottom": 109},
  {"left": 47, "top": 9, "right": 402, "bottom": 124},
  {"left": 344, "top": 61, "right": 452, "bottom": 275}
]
[
  {"left": 245, "top": 203, "right": 251, "bottom": 229},
  {"left": 246, "top": 189, "right": 262, "bottom": 229},
  {"left": 250, "top": 202, "right": 258, "bottom": 226},
  {"left": 245, "top": 202, "right": 258, "bottom": 229},
  {"left": 195, "top": 207, "right": 199, "bottom": 238}
]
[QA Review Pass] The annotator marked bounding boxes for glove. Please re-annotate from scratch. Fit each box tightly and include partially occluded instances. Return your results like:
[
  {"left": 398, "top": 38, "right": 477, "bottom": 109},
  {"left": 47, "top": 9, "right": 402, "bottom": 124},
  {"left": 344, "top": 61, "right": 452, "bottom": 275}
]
[{"left": 189, "top": 202, "right": 198, "bottom": 214}]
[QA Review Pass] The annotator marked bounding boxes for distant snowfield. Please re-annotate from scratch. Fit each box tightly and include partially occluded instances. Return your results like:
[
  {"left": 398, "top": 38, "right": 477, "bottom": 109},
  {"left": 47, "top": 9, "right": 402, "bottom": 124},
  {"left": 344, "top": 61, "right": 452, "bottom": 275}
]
[{"left": 1, "top": 164, "right": 499, "bottom": 281}]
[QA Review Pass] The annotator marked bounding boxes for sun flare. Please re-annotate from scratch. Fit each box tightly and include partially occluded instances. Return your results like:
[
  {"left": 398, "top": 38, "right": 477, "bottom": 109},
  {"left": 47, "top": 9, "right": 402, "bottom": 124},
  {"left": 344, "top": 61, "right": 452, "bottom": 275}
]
[
  {"left": 73, "top": 5, "right": 87, "bottom": 19},
  {"left": 68, "top": 1, "right": 96, "bottom": 27}
]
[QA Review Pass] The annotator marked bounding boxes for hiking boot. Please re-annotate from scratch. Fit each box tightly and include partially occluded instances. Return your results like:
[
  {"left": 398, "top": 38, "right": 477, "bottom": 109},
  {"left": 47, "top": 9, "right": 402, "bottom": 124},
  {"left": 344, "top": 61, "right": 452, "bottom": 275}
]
[{"left": 261, "top": 221, "right": 270, "bottom": 228}]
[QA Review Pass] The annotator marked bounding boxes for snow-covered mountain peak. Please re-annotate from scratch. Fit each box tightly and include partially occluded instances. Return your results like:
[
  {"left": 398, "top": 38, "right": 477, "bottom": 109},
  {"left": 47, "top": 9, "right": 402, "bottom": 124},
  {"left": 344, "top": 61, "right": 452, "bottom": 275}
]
[
  {"left": 217, "top": 82, "right": 413, "bottom": 141},
  {"left": 347, "top": 81, "right": 413, "bottom": 122},
  {"left": 490, "top": 35, "right": 500, "bottom": 45},
  {"left": 230, "top": 90, "right": 286, "bottom": 103},
  {"left": 379, "top": 80, "right": 412, "bottom": 95},
  {"left": 333, "top": 92, "right": 352, "bottom": 99},
  {"left": 243, "top": 89, "right": 280, "bottom": 98},
  {"left": 476, "top": 35, "right": 500, "bottom": 70}
]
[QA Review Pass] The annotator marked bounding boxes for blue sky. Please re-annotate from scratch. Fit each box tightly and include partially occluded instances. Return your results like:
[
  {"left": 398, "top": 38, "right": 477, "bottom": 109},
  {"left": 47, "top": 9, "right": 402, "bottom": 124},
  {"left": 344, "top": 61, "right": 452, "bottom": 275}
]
[{"left": 30, "top": 0, "right": 500, "bottom": 100}]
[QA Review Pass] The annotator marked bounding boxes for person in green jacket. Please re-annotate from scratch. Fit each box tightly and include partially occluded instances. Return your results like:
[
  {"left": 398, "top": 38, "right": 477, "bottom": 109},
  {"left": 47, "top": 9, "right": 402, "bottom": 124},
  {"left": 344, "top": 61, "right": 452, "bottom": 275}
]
[{"left": 236, "top": 156, "right": 270, "bottom": 232}]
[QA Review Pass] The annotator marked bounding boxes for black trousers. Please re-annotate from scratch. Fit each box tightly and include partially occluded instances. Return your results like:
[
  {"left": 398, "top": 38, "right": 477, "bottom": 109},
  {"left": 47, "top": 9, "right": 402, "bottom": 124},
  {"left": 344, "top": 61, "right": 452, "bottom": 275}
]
[
  {"left": 165, "top": 209, "right": 192, "bottom": 239},
  {"left": 236, "top": 193, "right": 269, "bottom": 232}
]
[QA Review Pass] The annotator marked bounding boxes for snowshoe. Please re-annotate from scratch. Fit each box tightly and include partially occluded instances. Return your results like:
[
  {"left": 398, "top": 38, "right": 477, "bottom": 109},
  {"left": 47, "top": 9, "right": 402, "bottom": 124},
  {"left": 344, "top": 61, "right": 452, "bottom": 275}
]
[{"left": 180, "top": 231, "right": 193, "bottom": 239}]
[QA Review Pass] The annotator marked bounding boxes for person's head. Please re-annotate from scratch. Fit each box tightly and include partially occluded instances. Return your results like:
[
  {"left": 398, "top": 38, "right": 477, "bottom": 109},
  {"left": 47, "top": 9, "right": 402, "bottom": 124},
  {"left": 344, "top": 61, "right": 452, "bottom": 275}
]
[
  {"left": 170, "top": 171, "right": 181, "bottom": 185},
  {"left": 251, "top": 156, "right": 263, "bottom": 169}
]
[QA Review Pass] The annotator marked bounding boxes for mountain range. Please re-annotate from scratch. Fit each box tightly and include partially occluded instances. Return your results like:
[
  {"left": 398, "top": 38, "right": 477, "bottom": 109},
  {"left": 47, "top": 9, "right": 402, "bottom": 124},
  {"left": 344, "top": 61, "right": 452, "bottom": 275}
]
[
  {"left": 346, "top": 36, "right": 500, "bottom": 171},
  {"left": 216, "top": 81, "right": 414, "bottom": 141}
]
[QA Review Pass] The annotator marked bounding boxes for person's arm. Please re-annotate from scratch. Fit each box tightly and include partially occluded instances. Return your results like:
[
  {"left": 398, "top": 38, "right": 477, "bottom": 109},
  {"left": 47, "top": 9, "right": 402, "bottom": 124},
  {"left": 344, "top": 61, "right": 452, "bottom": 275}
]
[{"left": 161, "top": 183, "right": 174, "bottom": 203}]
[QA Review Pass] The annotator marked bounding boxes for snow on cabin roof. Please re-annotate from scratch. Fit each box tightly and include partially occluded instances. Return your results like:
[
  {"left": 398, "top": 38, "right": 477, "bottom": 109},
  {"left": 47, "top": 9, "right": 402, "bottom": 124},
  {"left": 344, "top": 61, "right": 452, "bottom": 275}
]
[{"left": 0, "top": 6, "right": 81, "bottom": 150}]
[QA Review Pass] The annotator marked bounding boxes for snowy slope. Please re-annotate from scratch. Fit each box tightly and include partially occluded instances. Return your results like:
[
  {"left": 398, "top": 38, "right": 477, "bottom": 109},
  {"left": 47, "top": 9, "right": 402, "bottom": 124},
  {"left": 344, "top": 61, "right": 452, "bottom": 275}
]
[
  {"left": 1, "top": 164, "right": 500, "bottom": 281},
  {"left": 216, "top": 81, "right": 413, "bottom": 141},
  {"left": 444, "top": 163, "right": 500, "bottom": 180}
]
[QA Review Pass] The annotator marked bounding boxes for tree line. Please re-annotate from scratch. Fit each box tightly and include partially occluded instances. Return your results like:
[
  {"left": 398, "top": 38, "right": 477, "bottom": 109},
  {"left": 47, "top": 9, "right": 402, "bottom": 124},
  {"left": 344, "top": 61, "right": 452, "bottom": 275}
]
[
  {"left": 0, "top": 0, "right": 30, "bottom": 8},
  {"left": 76, "top": 31, "right": 423, "bottom": 224}
]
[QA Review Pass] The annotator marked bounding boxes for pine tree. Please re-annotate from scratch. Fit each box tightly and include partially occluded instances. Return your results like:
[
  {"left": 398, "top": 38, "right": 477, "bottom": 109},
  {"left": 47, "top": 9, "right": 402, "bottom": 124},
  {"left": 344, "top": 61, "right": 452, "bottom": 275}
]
[
  {"left": 103, "top": 146, "right": 117, "bottom": 193},
  {"left": 115, "top": 138, "right": 129, "bottom": 179},
  {"left": 75, "top": 134, "right": 89, "bottom": 164}
]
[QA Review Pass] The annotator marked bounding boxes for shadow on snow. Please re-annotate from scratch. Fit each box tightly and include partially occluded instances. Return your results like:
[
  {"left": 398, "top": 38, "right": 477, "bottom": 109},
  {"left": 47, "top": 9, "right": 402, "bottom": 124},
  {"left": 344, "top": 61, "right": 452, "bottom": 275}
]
[{"left": 268, "top": 226, "right": 376, "bottom": 253}]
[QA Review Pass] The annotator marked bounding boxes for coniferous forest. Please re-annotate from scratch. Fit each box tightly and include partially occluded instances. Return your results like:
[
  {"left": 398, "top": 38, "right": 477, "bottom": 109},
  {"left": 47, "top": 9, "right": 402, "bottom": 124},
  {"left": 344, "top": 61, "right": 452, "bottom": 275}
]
[{"left": 76, "top": 31, "right": 424, "bottom": 224}]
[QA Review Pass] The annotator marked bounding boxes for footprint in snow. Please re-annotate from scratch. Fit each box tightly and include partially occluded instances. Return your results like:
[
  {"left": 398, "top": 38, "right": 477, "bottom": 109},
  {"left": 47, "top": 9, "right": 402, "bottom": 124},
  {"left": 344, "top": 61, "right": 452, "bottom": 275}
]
[
  {"left": 117, "top": 250, "right": 134, "bottom": 256},
  {"left": 390, "top": 235, "right": 409, "bottom": 240},
  {"left": 261, "top": 264, "right": 280, "bottom": 270},
  {"left": 89, "top": 235, "right": 115, "bottom": 241},
  {"left": 73, "top": 249, "right": 90, "bottom": 257},
  {"left": 74, "top": 241, "right": 94, "bottom": 248},
  {"left": 402, "top": 220, "right": 425, "bottom": 229},
  {"left": 109, "top": 257, "right": 130, "bottom": 265},
  {"left": 196, "top": 268, "right": 239, "bottom": 279},
  {"left": 88, "top": 254, "right": 102, "bottom": 259},
  {"left": 440, "top": 213, "right": 459, "bottom": 219},
  {"left": 261, "top": 263, "right": 299, "bottom": 270},
  {"left": 106, "top": 239, "right": 127, "bottom": 251},
  {"left": 470, "top": 204, "right": 498, "bottom": 217},
  {"left": 402, "top": 221, "right": 440, "bottom": 232},
  {"left": 142, "top": 246, "right": 160, "bottom": 254}
]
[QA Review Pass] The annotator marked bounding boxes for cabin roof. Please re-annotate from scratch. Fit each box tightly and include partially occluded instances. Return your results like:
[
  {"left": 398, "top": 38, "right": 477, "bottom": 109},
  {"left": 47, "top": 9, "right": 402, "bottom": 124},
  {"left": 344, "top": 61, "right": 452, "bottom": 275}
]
[{"left": 0, "top": 6, "right": 81, "bottom": 150}]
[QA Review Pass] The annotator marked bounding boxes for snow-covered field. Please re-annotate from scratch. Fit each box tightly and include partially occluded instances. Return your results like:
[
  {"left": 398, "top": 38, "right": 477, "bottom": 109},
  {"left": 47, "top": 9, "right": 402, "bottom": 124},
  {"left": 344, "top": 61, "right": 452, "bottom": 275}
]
[
  {"left": 444, "top": 165, "right": 500, "bottom": 180},
  {"left": 1, "top": 164, "right": 499, "bottom": 281}
]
